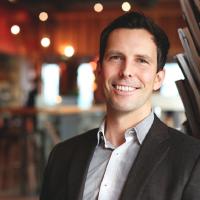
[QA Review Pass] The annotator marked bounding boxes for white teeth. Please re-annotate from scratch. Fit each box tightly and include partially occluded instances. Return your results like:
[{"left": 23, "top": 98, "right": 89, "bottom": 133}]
[{"left": 116, "top": 85, "right": 134, "bottom": 92}]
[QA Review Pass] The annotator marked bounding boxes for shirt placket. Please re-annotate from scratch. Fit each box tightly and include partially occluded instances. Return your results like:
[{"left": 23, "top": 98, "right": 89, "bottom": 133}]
[{"left": 98, "top": 133, "right": 138, "bottom": 200}]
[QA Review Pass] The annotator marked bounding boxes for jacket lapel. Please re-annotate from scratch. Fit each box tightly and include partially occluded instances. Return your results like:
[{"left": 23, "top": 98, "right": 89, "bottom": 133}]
[{"left": 120, "top": 116, "right": 171, "bottom": 200}]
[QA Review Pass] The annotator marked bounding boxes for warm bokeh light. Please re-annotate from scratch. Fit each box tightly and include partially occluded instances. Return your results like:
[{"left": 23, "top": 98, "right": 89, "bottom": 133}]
[
  {"left": 56, "top": 95, "right": 62, "bottom": 104},
  {"left": 64, "top": 45, "right": 75, "bottom": 57},
  {"left": 90, "top": 61, "right": 97, "bottom": 70},
  {"left": 39, "top": 12, "right": 48, "bottom": 22},
  {"left": 122, "top": 2, "right": 131, "bottom": 12},
  {"left": 94, "top": 3, "right": 103, "bottom": 12},
  {"left": 8, "top": 0, "right": 17, "bottom": 3},
  {"left": 41, "top": 37, "right": 51, "bottom": 47},
  {"left": 10, "top": 25, "right": 20, "bottom": 35}
]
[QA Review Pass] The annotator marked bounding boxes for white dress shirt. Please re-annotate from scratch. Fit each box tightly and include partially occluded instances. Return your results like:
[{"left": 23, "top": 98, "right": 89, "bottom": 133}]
[{"left": 82, "top": 112, "right": 154, "bottom": 200}]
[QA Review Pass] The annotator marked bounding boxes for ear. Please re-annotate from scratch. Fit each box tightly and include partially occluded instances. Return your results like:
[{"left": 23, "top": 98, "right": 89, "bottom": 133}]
[
  {"left": 95, "top": 60, "right": 102, "bottom": 77},
  {"left": 153, "top": 69, "right": 165, "bottom": 91},
  {"left": 95, "top": 60, "right": 106, "bottom": 101}
]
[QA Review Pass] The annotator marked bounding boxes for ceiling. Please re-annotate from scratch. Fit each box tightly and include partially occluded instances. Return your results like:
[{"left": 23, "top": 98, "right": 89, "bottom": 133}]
[
  {"left": 0, "top": 0, "right": 183, "bottom": 57},
  {"left": 3, "top": 0, "right": 174, "bottom": 12}
]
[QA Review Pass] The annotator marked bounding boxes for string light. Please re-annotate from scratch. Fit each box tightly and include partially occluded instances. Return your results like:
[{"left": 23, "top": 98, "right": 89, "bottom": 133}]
[
  {"left": 41, "top": 37, "right": 51, "bottom": 47},
  {"left": 56, "top": 95, "right": 62, "bottom": 104},
  {"left": 39, "top": 12, "right": 48, "bottom": 22},
  {"left": 11, "top": 25, "right": 20, "bottom": 35},
  {"left": 94, "top": 3, "right": 103, "bottom": 12},
  {"left": 64, "top": 45, "right": 75, "bottom": 57},
  {"left": 121, "top": 2, "right": 131, "bottom": 12},
  {"left": 8, "top": 0, "right": 17, "bottom": 3}
]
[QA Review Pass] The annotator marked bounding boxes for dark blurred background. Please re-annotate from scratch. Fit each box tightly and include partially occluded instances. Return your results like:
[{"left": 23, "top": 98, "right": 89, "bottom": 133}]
[{"left": 0, "top": 0, "right": 188, "bottom": 199}]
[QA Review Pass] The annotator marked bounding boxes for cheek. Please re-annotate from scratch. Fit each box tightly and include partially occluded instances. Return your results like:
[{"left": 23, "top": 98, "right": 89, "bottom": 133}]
[
  {"left": 103, "top": 66, "right": 118, "bottom": 81},
  {"left": 141, "top": 71, "right": 156, "bottom": 84}
]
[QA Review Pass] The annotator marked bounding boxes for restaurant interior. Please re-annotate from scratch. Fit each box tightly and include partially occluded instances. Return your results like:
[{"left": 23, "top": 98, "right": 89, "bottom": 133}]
[{"left": 0, "top": 0, "right": 199, "bottom": 199}]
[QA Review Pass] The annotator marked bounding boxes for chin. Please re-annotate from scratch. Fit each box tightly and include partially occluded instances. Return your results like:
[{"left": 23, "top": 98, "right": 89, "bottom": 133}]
[{"left": 110, "top": 103, "right": 137, "bottom": 113}]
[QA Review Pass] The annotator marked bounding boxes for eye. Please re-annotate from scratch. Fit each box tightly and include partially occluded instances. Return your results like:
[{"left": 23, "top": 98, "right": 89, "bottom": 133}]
[
  {"left": 104, "top": 52, "right": 125, "bottom": 64},
  {"left": 109, "top": 55, "right": 122, "bottom": 61},
  {"left": 137, "top": 58, "right": 149, "bottom": 64}
]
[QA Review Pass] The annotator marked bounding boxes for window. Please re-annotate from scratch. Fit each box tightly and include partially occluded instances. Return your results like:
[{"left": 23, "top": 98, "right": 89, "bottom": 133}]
[{"left": 41, "top": 63, "right": 60, "bottom": 106}]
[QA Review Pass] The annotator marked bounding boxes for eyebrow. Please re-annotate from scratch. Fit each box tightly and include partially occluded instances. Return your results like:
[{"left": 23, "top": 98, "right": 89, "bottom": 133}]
[
  {"left": 104, "top": 50, "right": 124, "bottom": 58},
  {"left": 105, "top": 50, "right": 123, "bottom": 55},
  {"left": 104, "top": 51, "right": 154, "bottom": 63}
]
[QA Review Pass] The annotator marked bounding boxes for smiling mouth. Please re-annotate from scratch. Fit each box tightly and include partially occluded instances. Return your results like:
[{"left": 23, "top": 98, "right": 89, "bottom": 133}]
[{"left": 112, "top": 84, "right": 139, "bottom": 92}]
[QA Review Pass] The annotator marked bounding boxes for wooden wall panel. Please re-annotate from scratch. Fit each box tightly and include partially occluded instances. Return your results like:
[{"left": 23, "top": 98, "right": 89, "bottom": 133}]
[
  {"left": 0, "top": 1, "right": 185, "bottom": 59},
  {"left": 52, "top": 2, "right": 185, "bottom": 59}
]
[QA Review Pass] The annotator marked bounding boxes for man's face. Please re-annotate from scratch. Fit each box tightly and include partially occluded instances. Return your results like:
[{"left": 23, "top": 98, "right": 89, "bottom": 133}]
[{"left": 98, "top": 28, "right": 165, "bottom": 115}]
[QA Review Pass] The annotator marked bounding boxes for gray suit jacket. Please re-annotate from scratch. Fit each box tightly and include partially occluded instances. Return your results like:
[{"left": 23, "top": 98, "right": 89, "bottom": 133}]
[{"left": 40, "top": 115, "right": 200, "bottom": 200}]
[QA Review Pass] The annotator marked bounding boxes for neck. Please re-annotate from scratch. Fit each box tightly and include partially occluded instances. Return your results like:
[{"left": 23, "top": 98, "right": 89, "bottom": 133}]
[{"left": 105, "top": 107, "right": 151, "bottom": 147}]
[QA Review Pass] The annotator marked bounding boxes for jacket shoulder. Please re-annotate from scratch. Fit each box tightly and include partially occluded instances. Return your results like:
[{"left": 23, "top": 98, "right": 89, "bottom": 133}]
[
  {"left": 168, "top": 126, "right": 200, "bottom": 150},
  {"left": 51, "top": 128, "right": 98, "bottom": 154},
  {"left": 154, "top": 115, "right": 200, "bottom": 154}
]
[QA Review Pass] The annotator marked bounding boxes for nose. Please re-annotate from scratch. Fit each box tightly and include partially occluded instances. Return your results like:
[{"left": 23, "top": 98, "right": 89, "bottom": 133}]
[{"left": 119, "top": 61, "right": 133, "bottom": 78}]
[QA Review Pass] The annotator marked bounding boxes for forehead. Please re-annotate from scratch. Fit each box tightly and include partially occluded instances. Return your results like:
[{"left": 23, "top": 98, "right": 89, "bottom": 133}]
[{"left": 106, "top": 28, "right": 156, "bottom": 51}]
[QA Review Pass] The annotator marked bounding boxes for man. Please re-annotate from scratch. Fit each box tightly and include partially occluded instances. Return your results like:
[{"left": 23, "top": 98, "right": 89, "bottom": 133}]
[{"left": 40, "top": 12, "right": 200, "bottom": 200}]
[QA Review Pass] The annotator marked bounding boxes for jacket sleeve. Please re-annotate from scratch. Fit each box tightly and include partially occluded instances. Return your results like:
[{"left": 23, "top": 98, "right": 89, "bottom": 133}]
[
  {"left": 39, "top": 145, "right": 58, "bottom": 200},
  {"left": 182, "top": 155, "right": 200, "bottom": 200}
]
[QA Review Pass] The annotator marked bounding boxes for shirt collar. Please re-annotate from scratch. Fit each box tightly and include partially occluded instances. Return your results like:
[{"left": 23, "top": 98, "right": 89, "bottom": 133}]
[
  {"left": 97, "top": 121, "right": 105, "bottom": 145},
  {"left": 134, "top": 111, "right": 154, "bottom": 144},
  {"left": 97, "top": 121, "right": 116, "bottom": 149},
  {"left": 97, "top": 111, "right": 154, "bottom": 147}
]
